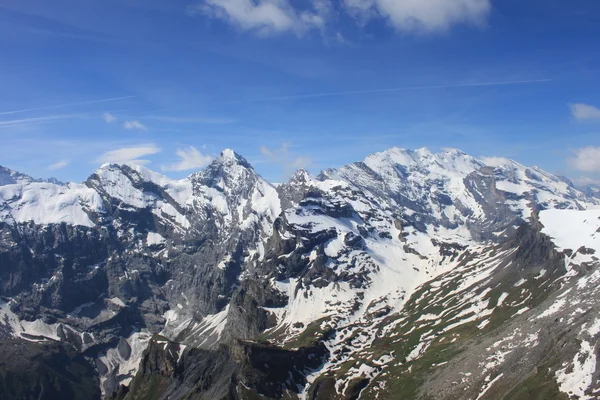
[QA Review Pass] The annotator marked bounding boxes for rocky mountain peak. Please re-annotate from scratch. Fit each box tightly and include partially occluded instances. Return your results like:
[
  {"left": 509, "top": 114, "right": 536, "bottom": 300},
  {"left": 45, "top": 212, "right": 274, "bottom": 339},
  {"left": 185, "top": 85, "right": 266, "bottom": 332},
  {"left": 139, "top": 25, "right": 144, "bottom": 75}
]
[
  {"left": 0, "top": 165, "right": 63, "bottom": 186},
  {"left": 363, "top": 146, "right": 484, "bottom": 176},
  {"left": 90, "top": 162, "right": 173, "bottom": 189},
  {"left": 1, "top": 147, "right": 600, "bottom": 400},
  {"left": 215, "top": 149, "right": 252, "bottom": 168},
  {"left": 191, "top": 149, "right": 258, "bottom": 195},
  {"left": 288, "top": 168, "right": 315, "bottom": 186},
  {"left": 0, "top": 165, "right": 34, "bottom": 186}
]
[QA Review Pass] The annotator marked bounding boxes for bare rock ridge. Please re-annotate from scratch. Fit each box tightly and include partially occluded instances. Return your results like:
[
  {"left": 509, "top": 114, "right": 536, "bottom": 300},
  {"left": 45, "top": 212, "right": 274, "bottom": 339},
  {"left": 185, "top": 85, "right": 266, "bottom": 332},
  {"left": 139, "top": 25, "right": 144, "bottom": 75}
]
[{"left": 0, "top": 147, "right": 599, "bottom": 399}]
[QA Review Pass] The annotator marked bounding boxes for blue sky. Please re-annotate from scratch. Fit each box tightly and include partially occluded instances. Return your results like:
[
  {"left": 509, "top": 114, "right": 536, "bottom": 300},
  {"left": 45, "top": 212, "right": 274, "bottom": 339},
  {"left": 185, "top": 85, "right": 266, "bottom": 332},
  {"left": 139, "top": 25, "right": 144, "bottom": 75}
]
[{"left": 1, "top": 0, "right": 600, "bottom": 184}]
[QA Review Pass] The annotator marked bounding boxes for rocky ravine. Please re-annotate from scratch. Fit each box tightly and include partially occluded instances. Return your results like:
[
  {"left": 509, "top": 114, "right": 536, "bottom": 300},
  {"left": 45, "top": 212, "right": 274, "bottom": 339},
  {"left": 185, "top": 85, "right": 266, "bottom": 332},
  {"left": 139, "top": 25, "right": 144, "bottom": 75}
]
[{"left": 0, "top": 147, "right": 598, "bottom": 399}]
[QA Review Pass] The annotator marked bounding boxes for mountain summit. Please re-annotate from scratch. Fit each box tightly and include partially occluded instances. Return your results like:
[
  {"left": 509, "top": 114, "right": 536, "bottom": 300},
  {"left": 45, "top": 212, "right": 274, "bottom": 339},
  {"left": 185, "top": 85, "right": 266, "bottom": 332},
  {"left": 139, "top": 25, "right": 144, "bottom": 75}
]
[{"left": 0, "top": 147, "right": 599, "bottom": 399}]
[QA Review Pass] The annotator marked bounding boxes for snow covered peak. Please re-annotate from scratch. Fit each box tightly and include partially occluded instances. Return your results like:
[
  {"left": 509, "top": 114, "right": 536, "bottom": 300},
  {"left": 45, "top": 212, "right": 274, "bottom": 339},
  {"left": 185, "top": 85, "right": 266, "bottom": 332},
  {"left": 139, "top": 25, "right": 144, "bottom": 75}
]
[
  {"left": 288, "top": 169, "right": 316, "bottom": 186},
  {"left": 214, "top": 149, "right": 251, "bottom": 168},
  {"left": 360, "top": 147, "right": 484, "bottom": 188},
  {"left": 220, "top": 148, "right": 236, "bottom": 160},
  {"left": 363, "top": 147, "right": 483, "bottom": 176},
  {"left": 0, "top": 165, "right": 34, "bottom": 186},
  {"left": 0, "top": 179, "right": 104, "bottom": 227},
  {"left": 93, "top": 162, "right": 176, "bottom": 189},
  {"left": 480, "top": 156, "right": 526, "bottom": 170},
  {"left": 193, "top": 149, "right": 257, "bottom": 191},
  {"left": 0, "top": 165, "right": 63, "bottom": 186}
]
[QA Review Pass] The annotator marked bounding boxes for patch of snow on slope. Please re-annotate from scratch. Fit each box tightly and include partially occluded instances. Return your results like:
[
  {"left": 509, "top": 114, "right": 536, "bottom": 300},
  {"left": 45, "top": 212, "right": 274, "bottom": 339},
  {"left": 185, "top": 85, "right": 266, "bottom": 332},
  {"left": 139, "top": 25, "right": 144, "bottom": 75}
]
[
  {"left": 540, "top": 209, "right": 600, "bottom": 255},
  {"left": 476, "top": 373, "right": 504, "bottom": 400},
  {"left": 98, "top": 331, "right": 152, "bottom": 394},
  {"left": 146, "top": 232, "right": 165, "bottom": 246},
  {"left": 497, "top": 292, "right": 509, "bottom": 306},
  {"left": 535, "top": 298, "right": 567, "bottom": 319},
  {"left": 0, "top": 301, "right": 62, "bottom": 340},
  {"left": 555, "top": 335, "right": 597, "bottom": 399}
]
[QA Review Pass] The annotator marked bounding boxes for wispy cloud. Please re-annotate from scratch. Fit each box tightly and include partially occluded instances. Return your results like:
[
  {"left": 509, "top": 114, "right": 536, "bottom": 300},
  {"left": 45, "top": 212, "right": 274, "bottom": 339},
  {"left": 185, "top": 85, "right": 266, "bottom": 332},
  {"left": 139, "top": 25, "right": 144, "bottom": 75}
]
[
  {"left": 47, "top": 160, "right": 70, "bottom": 170},
  {"left": 0, "top": 114, "right": 82, "bottom": 128},
  {"left": 123, "top": 120, "right": 148, "bottom": 131},
  {"left": 571, "top": 146, "right": 600, "bottom": 172},
  {"left": 148, "top": 115, "right": 235, "bottom": 124},
  {"left": 344, "top": 0, "right": 491, "bottom": 33},
  {"left": 260, "top": 143, "right": 311, "bottom": 177},
  {"left": 221, "top": 79, "right": 553, "bottom": 104},
  {"left": 191, "top": 0, "right": 327, "bottom": 37},
  {"left": 0, "top": 95, "right": 137, "bottom": 116},
  {"left": 162, "top": 146, "right": 214, "bottom": 171},
  {"left": 103, "top": 112, "right": 117, "bottom": 123},
  {"left": 570, "top": 103, "right": 600, "bottom": 121},
  {"left": 95, "top": 144, "right": 161, "bottom": 165},
  {"left": 191, "top": 0, "right": 491, "bottom": 36}
]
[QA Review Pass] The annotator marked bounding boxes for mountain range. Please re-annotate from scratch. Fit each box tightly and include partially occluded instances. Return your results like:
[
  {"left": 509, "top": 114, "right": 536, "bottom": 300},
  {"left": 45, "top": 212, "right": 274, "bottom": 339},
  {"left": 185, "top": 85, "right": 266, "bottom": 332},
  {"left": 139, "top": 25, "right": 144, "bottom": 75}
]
[{"left": 0, "top": 147, "right": 599, "bottom": 400}]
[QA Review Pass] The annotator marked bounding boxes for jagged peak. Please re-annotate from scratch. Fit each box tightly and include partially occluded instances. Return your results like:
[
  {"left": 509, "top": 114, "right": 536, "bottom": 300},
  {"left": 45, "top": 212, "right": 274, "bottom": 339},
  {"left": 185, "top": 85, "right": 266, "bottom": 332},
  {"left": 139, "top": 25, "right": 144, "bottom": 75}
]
[
  {"left": 220, "top": 148, "right": 236, "bottom": 160},
  {"left": 440, "top": 147, "right": 467, "bottom": 155},
  {"left": 0, "top": 165, "right": 64, "bottom": 186},
  {"left": 288, "top": 168, "right": 315, "bottom": 185},
  {"left": 363, "top": 146, "right": 482, "bottom": 173},
  {"left": 414, "top": 147, "right": 434, "bottom": 157},
  {"left": 213, "top": 149, "right": 252, "bottom": 169},
  {"left": 189, "top": 149, "right": 262, "bottom": 195},
  {"left": 91, "top": 162, "right": 178, "bottom": 189},
  {"left": 480, "top": 156, "right": 527, "bottom": 170},
  {"left": 0, "top": 165, "right": 34, "bottom": 186}
]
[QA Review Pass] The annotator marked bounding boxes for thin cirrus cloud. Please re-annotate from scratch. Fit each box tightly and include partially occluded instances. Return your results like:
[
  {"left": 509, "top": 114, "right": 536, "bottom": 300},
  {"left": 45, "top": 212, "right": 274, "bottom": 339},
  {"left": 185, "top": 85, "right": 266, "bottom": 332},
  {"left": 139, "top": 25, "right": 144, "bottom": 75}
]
[
  {"left": 47, "top": 160, "right": 70, "bottom": 170},
  {"left": 0, "top": 114, "right": 81, "bottom": 128},
  {"left": 191, "top": 0, "right": 491, "bottom": 36},
  {"left": 162, "top": 146, "right": 214, "bottom": 171},
  {"left": 570, "top": 103, "right": 600, "bottom": 121},
  {"left": 0, "top": 95, "right": 137, "bottom": 116},
  {"left": 123, "top": 120, "right": 148, "bottom": 131},
  {"left": 148, "top": 115, "right": 235, "bottom": 124},
  {"left": 221, "top": 79, "right": 552, "bottom": 105},
  {"left": 95, "top": 144, "right": 161, "bottom": 165},
  {"left": 571, "top": 146, "right": 600, "bottom": 172}
]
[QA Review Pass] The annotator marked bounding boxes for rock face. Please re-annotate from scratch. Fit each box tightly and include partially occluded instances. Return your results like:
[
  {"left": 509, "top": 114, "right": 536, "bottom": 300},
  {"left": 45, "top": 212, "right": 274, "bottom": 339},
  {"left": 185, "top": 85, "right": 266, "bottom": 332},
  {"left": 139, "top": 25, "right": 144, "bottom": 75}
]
[
  {"left": 0, "top": 339, "right": 101, "bottom": 400},
  {"left": 0, "top": 147, "right": 599, "bottom": 400}
]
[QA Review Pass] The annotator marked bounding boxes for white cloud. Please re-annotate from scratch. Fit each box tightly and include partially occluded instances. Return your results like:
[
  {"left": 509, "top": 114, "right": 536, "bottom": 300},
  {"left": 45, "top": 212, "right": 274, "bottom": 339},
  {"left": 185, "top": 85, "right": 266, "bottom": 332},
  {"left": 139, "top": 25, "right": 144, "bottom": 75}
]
[
  {"left": 344, "top": 0, "right": 490, "bottom": 33},
  {"left": 193, "top": 0, "right": 491, "bottom": 36},
  {"left": 96, "top": 144, "right": 161, "bottom": 165},
  {"left": 161, "top": 146, "right": 214, "bottom": 171},
  {"left": 192, "top": 0, "right": 327, "bottom": 36},
  {"left": 571, "top": 146, "right": 600, "bottom": 172},
  {"left": 123, "top": 120, "right": 148, "bottom": 131},
  {"left": 47, "top": 160, "right": 70, "bottom": 170},
  {"left": 570, "top": 103, "right": 600, "bottom": 121},
  {"left": 260, "top": 143, "right": 311, "bottom": 176},
  {"left": 103, "top": 112, "right": 116, "bottom": 123}
]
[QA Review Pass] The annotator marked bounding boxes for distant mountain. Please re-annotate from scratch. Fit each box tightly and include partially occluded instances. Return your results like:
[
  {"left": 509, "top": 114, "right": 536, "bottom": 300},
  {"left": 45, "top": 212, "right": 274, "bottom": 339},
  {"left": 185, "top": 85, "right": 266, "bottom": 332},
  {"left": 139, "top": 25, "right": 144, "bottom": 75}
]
[
  {"left": 581, "top": 183, "right": 600, "bottom": 199},
  {"left": 0, "top": 165, "right": 63, "bottom": 186},
  {"left": 0, "top": 148, "right": 599, "bottom": 400}
]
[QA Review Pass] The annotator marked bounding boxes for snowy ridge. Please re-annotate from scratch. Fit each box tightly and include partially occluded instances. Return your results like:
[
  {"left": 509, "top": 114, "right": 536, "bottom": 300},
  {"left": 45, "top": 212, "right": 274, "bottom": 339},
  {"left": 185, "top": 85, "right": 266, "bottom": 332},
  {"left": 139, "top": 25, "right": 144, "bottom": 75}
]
[
  {"left": 1, "top": 147, "right": 599, "bottom": 399},
  {"left": 0, "top": 180, "right": 104, "bottom": 227}
]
